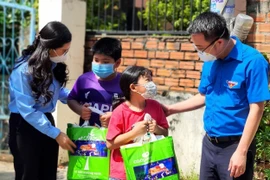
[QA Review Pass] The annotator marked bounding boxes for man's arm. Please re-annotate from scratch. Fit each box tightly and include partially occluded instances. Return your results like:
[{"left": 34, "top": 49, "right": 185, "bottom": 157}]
[
  {"left": 229, "top": 102, "right": 265, "bottom": 178},
  {"left": 166, "top": 93, "right": 206, "bottom": 116},
  {"left": 237, "top": 102, "right": 264, "bottom": 155}
]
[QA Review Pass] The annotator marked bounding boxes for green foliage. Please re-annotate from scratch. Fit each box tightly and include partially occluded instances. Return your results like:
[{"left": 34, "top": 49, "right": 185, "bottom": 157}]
[
  {"left": 0, "top": 0, "right": 38, "bottom": 39},
  {"left": 255, "top": 52, "right": 270, "bottom": 176},
  {"left": 86, "top": 0, "right": 126, "bottom": 31},
  {"left": 137, "top": 0, "right": 210, "bottom": 31}
]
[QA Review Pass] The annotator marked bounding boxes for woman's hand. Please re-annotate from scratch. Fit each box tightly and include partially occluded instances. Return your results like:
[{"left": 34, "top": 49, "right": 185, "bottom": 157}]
[{"left": 56, "top": 132, "right": 76, "bottom": 153}]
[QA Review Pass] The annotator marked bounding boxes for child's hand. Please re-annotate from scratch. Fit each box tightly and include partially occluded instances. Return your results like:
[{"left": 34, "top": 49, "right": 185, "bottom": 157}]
[
  {"left": 81, "top": 103, "right": 91, "bottom": 120},
  {"left": 100, "top": 112, "right": 112, "bottom": 128},
  {"left": 148, "top": 119, "right": 157, "bottom": 134},
  {"left": 132, "top": 120, "right": 148, "bottom": 136}
]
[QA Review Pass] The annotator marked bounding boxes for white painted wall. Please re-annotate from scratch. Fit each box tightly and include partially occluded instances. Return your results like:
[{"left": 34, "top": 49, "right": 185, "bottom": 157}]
[
  {"left": 39, "top": 0, "right": 86, "bottom": 164},
  {"left": 156, "top": 92, "right": 205, "bottom": 176}
]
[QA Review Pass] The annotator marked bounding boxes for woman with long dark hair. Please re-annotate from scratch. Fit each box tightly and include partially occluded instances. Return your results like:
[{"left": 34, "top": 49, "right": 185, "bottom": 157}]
[{"left": 8, "top": 21, "right": 76, "bottom": 180}]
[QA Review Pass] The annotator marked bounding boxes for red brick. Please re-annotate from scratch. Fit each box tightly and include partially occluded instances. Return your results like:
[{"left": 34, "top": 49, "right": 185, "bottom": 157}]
[
  {"left": 247, "top": 34, "right": 265, "bottom": 43},
  {"left": 121, "top": 42, "right": 131, "bottom": 49},
  {"left": 148, "top": 51, "right": 156, "bottom": 58},
  {"left": 268, "top": 13, "right": 270, "bottom": 22},
  {"left": 179, "top": 79, "right": 195, "bottom": 87},
  {"left": 157, "top": 69, "right": 171, "bottom": 77},
  {"left": 179, "top": 61, "right": 195, "bottom": 70},
  {"left": 170, "top": 87, "right": 185, "bottom": 92},
  {"left": 195, "top": 80, "right": 201, "bottom": 87},
  {"left": 184, "top": 52, "right": 199, "bottom": 60},
  {"left": 136, "top": 59, "right": 150, "bottom": 67},
  {"left": 157, "top": 85, "right": 170, "bottom": 92},
  {"left": 121, "top": 38, "right": 134, "bottom": 42},
  {"left": 166, "top": 42, "right": 180, "bottom": 50},
  {"left": 195, "top": 62, "right": 203, "bottom": 71},
  {"left": 249, "top": 24, "right": 256, "bottom": 33},
  {"left": 185, "top": 87, "right": 198, "bottom": 93},
  {"left": 165, "top": 78, "right": 179, "bottom": 86},
  {"left": 150, "top": 59, "right": 165, "bottom": 67},
  {"left": 153, "top": 77, "right": 165, "bottom": 85},
  {"left": 165, "top": 60, "right": 179, "bottom": 69},
  {"left": 171, "top": 70, "right": 185, "bottom": 78},
  {"left": 122, "top": 50, "right": 134, "bottom": 57},
  {"left": 170, "top": 52, "right": 184, "bottom": 59},
  {"left": 149, "top": 68, "right": 157, "bottom": 76},
  {"left": 123, "top": 58, "right": 137, "bottom": 66},
  {"left": 134, "top": 50, "right": 147, "bottom": 58},
  {"left": 146, "top": 41, "right": 158, "bottom": 49},
  {"left": 181, "top": 43, "right": 195, "bottom": 51},
  {"left": 253, "top": 44, "right": 270, "bottom": 53},
  {"left": 250, "top": 13, "right": 266, "bottom": 22},
  {"left": 135, "top": 38, "right": 145, "bottom": 42},
  {"left": 258, "top": 23, "right": 270, "bottom": 33},
  {"left": 186, "top": 70, "right": 201, "bottom": 79},
  {"left": 117, "top": 66, "right": 126, "bottom": 73},
  {"left": 158, "top": 42, "right": 165, "bottom": 50},
  {"left": 156, "top": 51, "right": 169, "bottom": 59},
  {"left": 131, "top": 42, "right": 144, "bottom": 49},
  {"left": 265, "top": 35, "right": 270, "bottom": 42}
]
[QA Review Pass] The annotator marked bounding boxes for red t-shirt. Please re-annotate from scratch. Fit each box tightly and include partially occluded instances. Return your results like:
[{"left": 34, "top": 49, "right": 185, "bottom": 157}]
[{"left": 106, "top": 99, "right": 169, "bottom": 179}]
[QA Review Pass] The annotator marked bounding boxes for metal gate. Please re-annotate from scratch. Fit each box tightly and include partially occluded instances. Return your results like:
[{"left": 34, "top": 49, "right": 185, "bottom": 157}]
[{"left": 0, "top": 0, "right": 35, "bottom": 152}]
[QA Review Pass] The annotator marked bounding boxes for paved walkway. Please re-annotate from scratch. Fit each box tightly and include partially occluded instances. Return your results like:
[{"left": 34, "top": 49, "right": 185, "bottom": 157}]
[{"left": 0, "top": 161, "right": 67, "bottom": 180}]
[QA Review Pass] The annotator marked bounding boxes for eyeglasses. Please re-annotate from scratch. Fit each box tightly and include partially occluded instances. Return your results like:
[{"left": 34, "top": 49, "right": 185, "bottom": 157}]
[
  {"left": 200, "top": 37, "right": 220, "bottom": 53},
  {"left": 193, "top": 29, "right": 226, "bottom": 53}
]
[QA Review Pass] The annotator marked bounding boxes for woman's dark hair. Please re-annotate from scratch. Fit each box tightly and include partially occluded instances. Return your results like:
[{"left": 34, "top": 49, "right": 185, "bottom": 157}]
[
  {"left": 18, "top": 21, "right": 71, "bottom": 105},
  {"left": 120, "top": 66, "right": 152, "bottom": 101},
  {"left": 91, "top": 37, "right": 122, "bottom": 61}
]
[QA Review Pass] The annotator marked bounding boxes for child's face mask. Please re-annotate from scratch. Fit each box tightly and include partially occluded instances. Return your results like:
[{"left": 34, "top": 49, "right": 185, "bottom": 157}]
[
  {"left": 91, "top": 62, "right": 115, "bottom": 78},
  {"left": 135, "top": 81, "right": 157, "bottom": 99}
]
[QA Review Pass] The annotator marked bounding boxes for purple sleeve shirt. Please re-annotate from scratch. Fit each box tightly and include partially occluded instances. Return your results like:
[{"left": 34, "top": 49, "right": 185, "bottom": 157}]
[{"left": 68, "top": 72, "right": 123, "bottom": 126}]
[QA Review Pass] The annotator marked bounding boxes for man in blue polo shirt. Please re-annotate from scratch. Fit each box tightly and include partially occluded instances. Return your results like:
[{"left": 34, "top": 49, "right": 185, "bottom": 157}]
[{"left": 165, "top": 12, "right": 270, "bottom": 180}]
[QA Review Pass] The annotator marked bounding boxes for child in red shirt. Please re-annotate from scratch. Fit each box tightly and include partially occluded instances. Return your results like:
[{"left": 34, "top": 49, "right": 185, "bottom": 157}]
[{"left": 106, "top": 66, "right": 169, "bottom": 180}]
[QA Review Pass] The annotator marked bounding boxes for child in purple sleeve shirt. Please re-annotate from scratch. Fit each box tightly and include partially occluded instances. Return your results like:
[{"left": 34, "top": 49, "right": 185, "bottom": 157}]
[{"left": 68, "top": 37, "right": 123, "bottom": 127}]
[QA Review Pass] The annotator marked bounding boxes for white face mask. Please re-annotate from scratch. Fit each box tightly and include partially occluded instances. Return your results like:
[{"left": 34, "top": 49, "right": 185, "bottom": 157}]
[
  {"left": 193, "top": 44, "right": 217, "bottom": 62},
  {"left": 136, "top": 81, "right": 157, "bottom": 99},
  {"left": 50, "top": 50, "right": 68, "bottom": 63},
  {"left": 197, "top": 51, "right": 217, "bottom": 62}
]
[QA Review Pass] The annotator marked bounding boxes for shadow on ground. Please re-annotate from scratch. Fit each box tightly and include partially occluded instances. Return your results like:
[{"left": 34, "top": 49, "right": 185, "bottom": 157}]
[{"left": 0, "top": 172, "right": 15, "bottom": 180}]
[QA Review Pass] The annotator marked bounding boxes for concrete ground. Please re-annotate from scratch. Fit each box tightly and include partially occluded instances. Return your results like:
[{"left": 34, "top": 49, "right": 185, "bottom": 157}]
[{"left": 0, "top": 161, "right": 68, "bottom": 180}]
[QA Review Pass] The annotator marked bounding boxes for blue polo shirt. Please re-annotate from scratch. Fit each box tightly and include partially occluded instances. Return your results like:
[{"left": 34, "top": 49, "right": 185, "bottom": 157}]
[{"left": 199, "top": 36, "right": 270, "bottom": 137}]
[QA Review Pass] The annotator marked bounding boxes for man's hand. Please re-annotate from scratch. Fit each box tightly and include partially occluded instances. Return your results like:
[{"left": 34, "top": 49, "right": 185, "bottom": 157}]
[
  {"left": 56, "top": 132, "right": 76, "bottom": 153},
  {"left": 228, "top": 150, "right": 247, "bottom": 178},
  {"left": 81, "top": 103, "right": 91, "bottom": 120},
  {"left": 100, "top": 112, "right": 112, "bottom": 128}
]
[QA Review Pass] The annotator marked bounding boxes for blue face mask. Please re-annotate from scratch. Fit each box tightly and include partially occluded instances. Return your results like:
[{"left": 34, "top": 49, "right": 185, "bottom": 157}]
[{"left": 92, "top": 62, "right": 115, "bottom": 78}]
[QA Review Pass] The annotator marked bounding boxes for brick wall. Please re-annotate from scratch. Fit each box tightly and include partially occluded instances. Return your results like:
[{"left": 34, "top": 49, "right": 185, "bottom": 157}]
[
  {"left": 84, "top": 0, "right": 269, "bottom": 94},
  {"left": 85, "top": 35, "right": 201, "bottom": 94},
  {"left": 246, "top": 0, "right": 270, "bottom": 59}
]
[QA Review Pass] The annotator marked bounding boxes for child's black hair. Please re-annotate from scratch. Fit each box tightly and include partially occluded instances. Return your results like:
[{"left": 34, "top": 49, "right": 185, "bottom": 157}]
[
  {"left": 91, "top": 37, "right": 122, "bottom": 61},
  {"left": 120, "top": 66, "right": 152, "bottom": 101}
]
